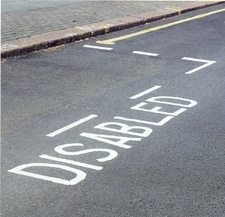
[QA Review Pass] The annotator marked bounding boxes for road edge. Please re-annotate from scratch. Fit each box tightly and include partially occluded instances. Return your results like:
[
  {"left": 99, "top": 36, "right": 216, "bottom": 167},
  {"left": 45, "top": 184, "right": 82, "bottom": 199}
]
[{"left": 1, "top": 1, "right": 224, "bottom": 58}]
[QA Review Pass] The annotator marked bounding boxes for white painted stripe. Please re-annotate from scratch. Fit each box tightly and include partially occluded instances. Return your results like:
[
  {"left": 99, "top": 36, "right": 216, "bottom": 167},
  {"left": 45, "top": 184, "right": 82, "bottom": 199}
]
[
  {"left": 46, "top": 114, "right": 98, "bottom": 137},
  {"left": 133, "top": 51, "right": 159, "bottom": 56},
  {"left": 130, "top": 85, "right": 161, "bottom": 99},
  {"left": 83, "top": 45, "right": 113, "bottom": 50},
  {"left": 182, "top": 57, "right": 216, "bottom": 74},
  {"left": 39, "top": 155, "right": 102, "bottom": 170},
  {"left": 114, "top": 116, "right": 173, "bottom": 127},
  {"left": 8, "top": 163, "right": 86, "bottom": 185}
]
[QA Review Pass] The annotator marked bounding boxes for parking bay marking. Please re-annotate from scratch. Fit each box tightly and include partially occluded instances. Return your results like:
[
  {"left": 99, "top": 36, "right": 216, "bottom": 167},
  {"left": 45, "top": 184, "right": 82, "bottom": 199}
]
[
  {"left": 133, "top": 51, "right": 159, "bottom": 57},
  {"left": 96, "top": 8, "right": 225, "bottom": 45},
  {"left": 46, "top": 114, "right": 98, "bottom": 137},
  {"left": 83, "top": 47, "right": 215, "bottom": 76},
  {"left": 83, "top": 45, "right": 113, "bottom": 50},
  {"left": 182, "top": 57, "right": 216, "bottom": 74},
  {"left": 9, "top": 85, "right": 198, "bottom": 185},
  {"left": 130, "top": 85, "right": 161, "bottom": 99}
]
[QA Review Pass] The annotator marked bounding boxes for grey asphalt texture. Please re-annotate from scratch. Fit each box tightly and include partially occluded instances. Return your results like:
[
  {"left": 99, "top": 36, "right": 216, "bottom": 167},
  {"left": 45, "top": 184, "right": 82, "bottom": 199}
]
[{"left": 2, "top": 5, "right": 225, "bottom": 217}]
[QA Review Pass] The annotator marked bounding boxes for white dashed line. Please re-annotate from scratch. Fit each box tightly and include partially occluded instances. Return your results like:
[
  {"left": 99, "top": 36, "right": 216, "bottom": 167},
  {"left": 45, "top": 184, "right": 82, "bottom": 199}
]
[
  {"left": 46, "top": 114, "right": 98, "bottom": 137},
  {"left": 83, "top": 45, "right": 113, "bottom": 50},
  {"left": 133, "top": 51, "right": 159, "bottom": 56},
  {"left": 129, "top": 85, "right": 161, "bottom": 99}
]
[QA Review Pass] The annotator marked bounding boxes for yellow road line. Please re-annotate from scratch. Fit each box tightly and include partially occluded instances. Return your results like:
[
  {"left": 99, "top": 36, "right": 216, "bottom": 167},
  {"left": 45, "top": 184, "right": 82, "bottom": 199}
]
[{"left": 96, "top": 8, "right": 225, "bottom": 45}]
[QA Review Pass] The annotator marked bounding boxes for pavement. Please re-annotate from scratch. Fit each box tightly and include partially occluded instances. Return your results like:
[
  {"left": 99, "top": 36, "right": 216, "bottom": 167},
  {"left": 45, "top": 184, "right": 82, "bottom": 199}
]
[{"left": 1, "top": 0, "right": 225, "bottom": 58}]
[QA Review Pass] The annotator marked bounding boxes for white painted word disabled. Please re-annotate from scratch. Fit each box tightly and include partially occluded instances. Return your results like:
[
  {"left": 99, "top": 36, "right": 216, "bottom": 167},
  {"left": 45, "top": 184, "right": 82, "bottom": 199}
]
[{"left": 9, "top": 85, "right": 197, "bottom": 185}]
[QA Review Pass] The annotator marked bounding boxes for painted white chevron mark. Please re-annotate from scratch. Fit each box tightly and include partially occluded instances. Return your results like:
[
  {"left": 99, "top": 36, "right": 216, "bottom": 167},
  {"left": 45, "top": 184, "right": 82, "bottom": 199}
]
[{"left": 182, "top": 57, "right": 216, "bottom": 75}]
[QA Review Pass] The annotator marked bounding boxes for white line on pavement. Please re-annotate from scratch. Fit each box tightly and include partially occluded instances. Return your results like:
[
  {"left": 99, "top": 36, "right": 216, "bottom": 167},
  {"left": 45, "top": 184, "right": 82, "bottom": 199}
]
[
  {"left": 133, "top": 51, "right": 159, "bottom": 56},
  {"left": 114, "top": 116, "right": 173, "bottom": 126},
  {"left": 182, "top": 57, "right": 216, "bottom": 74},
  {"left": 129, "top": 85, "right": 161, "bottom": 99},
  {"left": 39, "top": 155, "right": 102, "bottom": 170},
  {"left": 83, "top": 45, "right": 113, "bottom": 50},
  {"left": 46, "top": 114, "right": 98, "bottom": 137}
]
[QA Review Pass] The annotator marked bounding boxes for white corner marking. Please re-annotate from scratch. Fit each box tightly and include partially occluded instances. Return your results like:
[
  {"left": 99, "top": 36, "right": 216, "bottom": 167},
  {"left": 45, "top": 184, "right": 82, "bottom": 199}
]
[{"left": 182, "top": 57, "right": 216, "bottom": 75}]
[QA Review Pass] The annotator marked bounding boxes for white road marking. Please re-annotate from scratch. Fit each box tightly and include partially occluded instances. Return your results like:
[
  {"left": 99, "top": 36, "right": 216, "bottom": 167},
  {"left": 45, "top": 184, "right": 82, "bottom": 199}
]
[
  {"left": 8, "top": 163, "right": 86, "bottom": 185},
  {"left": 133, "top": 51, "right": 159, "bottom": 56},
  {"left": 80, "top": 133, "right": 141, "bottom": 149},
  {"left": 54, "top": 143, "right": 118, "bottom": 162},
  {"left": 114, "top": 116, "right": 174, "bottom": 127},
  {"left": 83, "top": 45, "right": 113, "bottom": 50},
  {"left": 46, "top": 114, "right": 98, "bottom": 137},
  {"left": 131, "top": 102, "right": 187, "bottom": 116},
  {"left": 39, "top": 154, "right": 103, "bottom": 170},
  {"left": 182, "top": 57, "right": 216, "bottom": 74},
  {"left": 9, "top": 83, "right": 199, "bottom": 185},
  {"left": 146, "top": 96, "right": 198, "bottom": 107},
  {"left": 95, "top": 122, "right": 152, "bottom": 137},
  {"left": 130, "top": 85, "right": 161, "bottom": 99}
]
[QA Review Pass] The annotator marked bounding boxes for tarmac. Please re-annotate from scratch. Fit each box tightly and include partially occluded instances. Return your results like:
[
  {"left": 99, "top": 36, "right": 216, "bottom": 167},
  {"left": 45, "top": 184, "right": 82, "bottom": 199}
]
[{"left": 1, "top": 1, "right": 225, "bottom": 58}]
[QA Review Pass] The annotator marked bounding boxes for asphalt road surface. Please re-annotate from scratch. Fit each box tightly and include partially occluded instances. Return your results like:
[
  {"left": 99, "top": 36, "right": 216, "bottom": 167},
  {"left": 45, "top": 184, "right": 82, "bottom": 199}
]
[{"left": 2, "top": 5, "right": 225, "bottom": 217}]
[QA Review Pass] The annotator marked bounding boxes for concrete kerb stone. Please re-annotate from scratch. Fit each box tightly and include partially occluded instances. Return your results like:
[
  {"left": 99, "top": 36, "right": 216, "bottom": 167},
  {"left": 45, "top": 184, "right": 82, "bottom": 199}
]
[
  {"left": 1, "top": 28, "right": 91, "bottom": 58},
  {"left": 132, "top": 11, "right": 167, "bottom": 22},
  {"left": 1, "top": 1, "right": 224, "bottom": 58}
]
